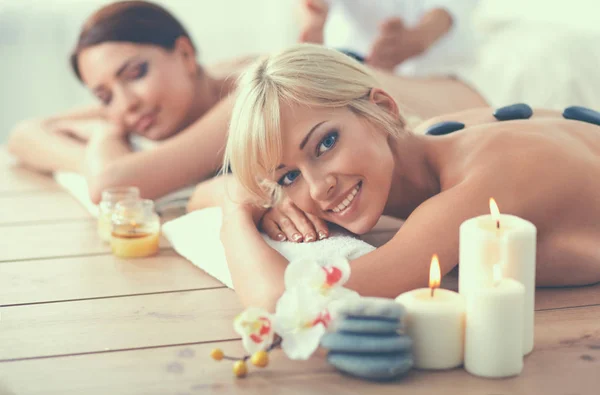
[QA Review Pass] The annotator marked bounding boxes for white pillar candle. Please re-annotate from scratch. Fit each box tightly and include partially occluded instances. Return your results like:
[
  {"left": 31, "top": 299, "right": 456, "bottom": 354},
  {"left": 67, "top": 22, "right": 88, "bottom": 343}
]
[
  {"left": 465, "top": 265, "right": 525, "bottom": 378},
  {"left": 395, "top": 255, "right": 466, "bottom": 370},
  {"left": 459, "top": 199, "right": 536, "bottom": 354}
]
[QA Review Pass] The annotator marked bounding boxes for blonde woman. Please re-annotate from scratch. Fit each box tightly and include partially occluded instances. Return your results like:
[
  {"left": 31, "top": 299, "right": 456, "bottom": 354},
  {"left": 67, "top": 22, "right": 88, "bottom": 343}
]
[{"left": 210, "top": 44, "right": 600, "bottom": 310}]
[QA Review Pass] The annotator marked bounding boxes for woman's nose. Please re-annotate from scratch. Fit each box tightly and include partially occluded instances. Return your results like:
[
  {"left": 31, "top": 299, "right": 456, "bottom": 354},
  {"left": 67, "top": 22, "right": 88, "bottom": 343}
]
[
  {"left": 113, "top": 87, "right": 141, "bottom": 117},
  {"left": 308, "top": 172, "right": 336, "bottom": 202},
  {"left": 121, "top": 89, "right": 141, "bottom": 113}
]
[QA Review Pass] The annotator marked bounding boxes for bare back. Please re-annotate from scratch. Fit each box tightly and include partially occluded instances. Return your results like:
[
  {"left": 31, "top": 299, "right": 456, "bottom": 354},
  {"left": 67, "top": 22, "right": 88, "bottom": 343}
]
[{"left": 439, "top": 114, "right": 600, "bottom": 286}]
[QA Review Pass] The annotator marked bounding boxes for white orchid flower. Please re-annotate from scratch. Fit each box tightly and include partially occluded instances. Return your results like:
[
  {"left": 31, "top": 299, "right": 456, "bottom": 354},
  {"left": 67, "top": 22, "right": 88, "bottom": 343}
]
[
  {"left": 273, "top": 286, "right": 333, "bottom": 360},
  {"left": 284, "top": 256, "right": 352, "bottom": 295},
  {"left": 233, "top": 307, "right": 274, "bottom": 355}
]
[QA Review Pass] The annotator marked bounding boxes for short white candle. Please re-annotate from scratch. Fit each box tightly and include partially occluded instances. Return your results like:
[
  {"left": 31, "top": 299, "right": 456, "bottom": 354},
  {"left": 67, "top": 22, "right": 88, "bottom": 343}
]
[
  {"left": 395, "top": 255, "right": 466, "bottom": 370},
  {"left": 459, "top": 198, "right": 536, "bottom": 354},
  {"left": 465, "top": 264, "right": 525, "bottom": 378}
]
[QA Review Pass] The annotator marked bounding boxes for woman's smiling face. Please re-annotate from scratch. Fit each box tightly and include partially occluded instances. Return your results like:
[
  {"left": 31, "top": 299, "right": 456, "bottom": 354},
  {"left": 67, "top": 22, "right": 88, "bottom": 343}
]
[{"left": 273, "top": 102, "right": 397, "bottom": 234}]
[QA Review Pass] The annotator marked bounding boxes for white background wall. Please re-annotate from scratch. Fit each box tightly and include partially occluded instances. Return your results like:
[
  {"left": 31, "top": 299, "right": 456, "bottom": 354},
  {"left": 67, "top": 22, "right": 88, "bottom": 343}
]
[{"left": 0, "top": 0, "right": 298, "bottom": 142}]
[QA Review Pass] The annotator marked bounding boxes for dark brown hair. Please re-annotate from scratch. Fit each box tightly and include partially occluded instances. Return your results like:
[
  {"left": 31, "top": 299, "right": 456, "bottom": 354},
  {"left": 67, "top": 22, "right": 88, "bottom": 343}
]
[{"left": 70, "top": 1, "right": 196, "bottom": 81}]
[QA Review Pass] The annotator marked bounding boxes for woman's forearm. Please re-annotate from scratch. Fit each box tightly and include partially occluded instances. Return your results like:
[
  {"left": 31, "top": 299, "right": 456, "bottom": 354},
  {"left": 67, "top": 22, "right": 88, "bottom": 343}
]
[
  {"left": 84, "top": 133, "right": 132, "bottom": 201},
  {"left": 85, "top": 133, "right": 131, "bottom": 175},
  {"left": 221, "top": 209, "right": 288, "bottom": 311},
  {"left": 7, "top": 120, "right": 86, "bottom": 173},
  {"left": 415, "top": 8, "right": 453, "bottom": 52},
  {"left": 86, "top": 95, "right": 235, "bottom": 203}
]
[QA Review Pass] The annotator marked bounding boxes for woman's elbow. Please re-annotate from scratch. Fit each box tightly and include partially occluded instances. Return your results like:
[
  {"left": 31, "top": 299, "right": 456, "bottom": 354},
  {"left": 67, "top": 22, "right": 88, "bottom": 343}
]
[{"left": 7, "top": 121, "right": 33, "bottom": 158}]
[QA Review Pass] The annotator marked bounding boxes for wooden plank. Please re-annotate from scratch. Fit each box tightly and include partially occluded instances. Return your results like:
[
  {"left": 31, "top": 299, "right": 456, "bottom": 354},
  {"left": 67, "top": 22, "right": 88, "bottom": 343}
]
[
  {"left": 0, "top": 221, "right": 171, "bottom": 262},
  {"left": 0, "top": 250, "right": 223, "bottom": 306},
  {"left": 536, "top": 282, "right": 600, "bottom": 310},
  {"left": 0, "top": 148, "right": 59, "bottom": 193},
  {"left": 0, "top": 305, "right": 598, "bottom": 395},
  {"left": 0, "top": 191, "right": 91, "bottom": 224},
  {"left": 0, "top": 288, "right": 240, "bottom": 361}
]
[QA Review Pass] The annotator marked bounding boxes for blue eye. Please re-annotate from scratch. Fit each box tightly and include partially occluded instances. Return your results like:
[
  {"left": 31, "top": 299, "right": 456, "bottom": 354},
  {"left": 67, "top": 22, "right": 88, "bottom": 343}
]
[
  {"left": 317, "top": 131, "right": 338, "bottom": 155},
  {"left": 278, "top": 170, "right": 300, "bottom": 187}
]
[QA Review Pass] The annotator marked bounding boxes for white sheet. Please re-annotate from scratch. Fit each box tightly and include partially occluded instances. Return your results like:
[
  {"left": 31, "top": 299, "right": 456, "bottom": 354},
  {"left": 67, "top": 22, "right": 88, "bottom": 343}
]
[{"left": 455, "top": 0, "right": 600, "bottom": 110}]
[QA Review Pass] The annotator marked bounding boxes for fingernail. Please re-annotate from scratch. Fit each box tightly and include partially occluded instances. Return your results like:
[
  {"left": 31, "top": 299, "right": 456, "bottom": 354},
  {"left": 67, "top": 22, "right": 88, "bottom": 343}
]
[
  {"left": 305, "top": 233, "right": 316, "bottom": 242},
  {"left": 276, "top": 233, "right": 287, "bottom": 241},
  {"left": 292, "top": 233, "right": 303, "bottom": 242},
  {"left": 318, "top": 231, "right": 328, "bottom": 240}
]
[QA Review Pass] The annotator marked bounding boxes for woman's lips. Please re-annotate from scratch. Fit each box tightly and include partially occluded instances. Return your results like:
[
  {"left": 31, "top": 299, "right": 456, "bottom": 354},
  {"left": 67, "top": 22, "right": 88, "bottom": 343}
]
[
  {"left": 134, "top": 110, "right": 157, "bottom": 133},
  {"left": 328, "top": 181, "right": 362, "bottom": 218}
]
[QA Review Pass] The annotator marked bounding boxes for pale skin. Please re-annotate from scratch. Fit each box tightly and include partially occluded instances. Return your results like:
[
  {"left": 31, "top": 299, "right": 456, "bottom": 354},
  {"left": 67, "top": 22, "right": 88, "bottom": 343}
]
[{"left": 215, "top": 90, "right": 600, "bottom": 311}]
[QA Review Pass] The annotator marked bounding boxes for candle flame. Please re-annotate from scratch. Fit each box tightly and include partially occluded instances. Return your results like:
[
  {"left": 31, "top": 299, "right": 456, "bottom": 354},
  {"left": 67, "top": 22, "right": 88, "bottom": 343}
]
[
  {"left": 429, "top": 254, "right": 441, "bottom": 291},
  {"left": 493, "top": 263, "right": 503, "bottom": 285},
  {"left": 489, "top": 198, "right": 501, "bottom": 228}
]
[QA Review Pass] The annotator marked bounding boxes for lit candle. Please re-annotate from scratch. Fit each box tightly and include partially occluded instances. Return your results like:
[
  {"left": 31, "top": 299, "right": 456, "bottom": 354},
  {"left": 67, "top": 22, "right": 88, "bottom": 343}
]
[
  {"left": 110, "top": 199, "right": 160, "bottom": 258},
  {"left": 459, "top": 198, "right": 536, "bottom": 354},
  {"left": 464, "top": 264, "right": 525, "bottom": 378},
  {"left": 395, "top": 255, "right": 466, "bottom": 370}
]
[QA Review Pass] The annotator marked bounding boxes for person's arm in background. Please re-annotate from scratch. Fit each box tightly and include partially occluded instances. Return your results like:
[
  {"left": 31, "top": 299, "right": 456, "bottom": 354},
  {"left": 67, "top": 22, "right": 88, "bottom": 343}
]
[
  {"left": 297, "top": 0, "right": 330, "bottom": 43},
  {"left": 84, "top": 94, "right": 235, "bottom": 203},
  {"left": 7, "top": 107, "right": 109, "bottom": 173},
  {"left": 367, "top": 0, "right": 480, "bottom": 72},
  {"left": 367, "top": 9, "right": 453, "bottom": 71}
]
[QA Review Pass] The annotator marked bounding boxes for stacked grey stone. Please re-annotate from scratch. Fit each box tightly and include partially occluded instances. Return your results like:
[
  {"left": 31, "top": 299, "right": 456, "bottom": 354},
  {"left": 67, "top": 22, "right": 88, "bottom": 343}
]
[{"left": 321, "top": 297, "right": 413, "bottom": 381}]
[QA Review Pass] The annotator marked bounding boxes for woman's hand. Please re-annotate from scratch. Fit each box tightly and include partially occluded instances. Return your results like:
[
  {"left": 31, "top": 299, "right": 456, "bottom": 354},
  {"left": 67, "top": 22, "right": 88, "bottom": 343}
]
[
  {"left": 259, "top": 195, "right": 329, "bottom": 243},
  {"left": 297, "top": 0, "right": 329, "bottom": 43},
  {"left": 367, "top": 18, "right": 425, "bottom": 71}
]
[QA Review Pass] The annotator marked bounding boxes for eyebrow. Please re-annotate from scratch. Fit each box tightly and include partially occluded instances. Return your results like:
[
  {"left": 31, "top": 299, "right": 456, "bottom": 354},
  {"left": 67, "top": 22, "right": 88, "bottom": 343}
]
[
  {"left": 276, "top": 120, "right": 326, "bottom": 170},
  {"left": 92, "top": 57, "right": 138, "bottom": 94}
]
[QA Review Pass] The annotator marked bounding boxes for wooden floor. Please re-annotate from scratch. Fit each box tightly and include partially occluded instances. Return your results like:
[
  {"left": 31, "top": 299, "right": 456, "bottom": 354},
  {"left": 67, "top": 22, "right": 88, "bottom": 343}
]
[{"left": 1, "top": 148, "right": 599, "bottom": 395}]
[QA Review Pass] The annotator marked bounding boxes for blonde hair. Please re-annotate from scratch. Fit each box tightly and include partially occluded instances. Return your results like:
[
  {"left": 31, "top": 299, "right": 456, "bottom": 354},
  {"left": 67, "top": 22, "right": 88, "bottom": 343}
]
[{"left": 224, "top": 44, "right": 410, "bottom": 206}]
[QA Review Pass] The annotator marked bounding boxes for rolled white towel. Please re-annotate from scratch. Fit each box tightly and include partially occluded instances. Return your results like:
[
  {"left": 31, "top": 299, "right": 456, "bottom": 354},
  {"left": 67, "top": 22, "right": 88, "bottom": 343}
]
[{"left": 162, "top": 207, "right": 378, "bottom": 289}]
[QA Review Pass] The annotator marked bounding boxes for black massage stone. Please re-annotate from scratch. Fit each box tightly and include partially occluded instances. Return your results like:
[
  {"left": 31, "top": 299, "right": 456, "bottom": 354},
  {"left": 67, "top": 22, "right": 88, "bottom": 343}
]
[
  {"left": 425, "top": 121, "right": 465, "bottom": 136},
  {"left": 493, "top": 103, "right": 533, "bottom": 121},
  {"left": 563, "top": 106, "right": 600, "bottom": 126}
]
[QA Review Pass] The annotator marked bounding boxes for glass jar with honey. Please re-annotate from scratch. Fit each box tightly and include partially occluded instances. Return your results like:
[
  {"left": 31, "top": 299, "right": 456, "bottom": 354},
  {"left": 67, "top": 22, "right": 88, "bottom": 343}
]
[
  {"left": 98, "top": 186, "right": 140, "bottom": 242},
  {"left": 110, "top": 199, "right": 160, "bottom": 258}
]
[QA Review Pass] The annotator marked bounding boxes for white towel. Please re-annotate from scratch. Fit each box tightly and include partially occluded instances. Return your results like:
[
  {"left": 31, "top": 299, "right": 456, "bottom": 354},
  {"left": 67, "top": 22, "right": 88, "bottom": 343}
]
[
  {"left": 54, "top": 172, "right": 196, "bottom": 217},
  {"left": 162, "top": 207, "right": 381, "bottom": 289}
]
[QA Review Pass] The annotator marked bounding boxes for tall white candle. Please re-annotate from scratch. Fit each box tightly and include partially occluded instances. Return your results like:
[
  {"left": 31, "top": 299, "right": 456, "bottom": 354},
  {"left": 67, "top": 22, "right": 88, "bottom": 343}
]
[
  {"left": 395, "top": 255, "right": 466, "bottom": 370},
  {"left": 459, "top": 198, "right": 536, "bottom": 354},
  {"left": 465, "top": 265, "right": 525, "bottom": 378}
]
